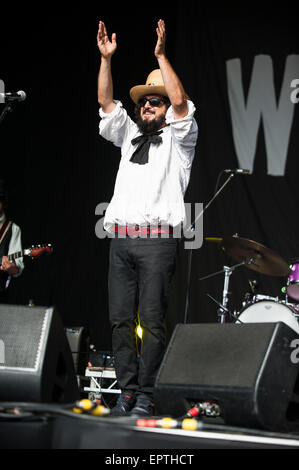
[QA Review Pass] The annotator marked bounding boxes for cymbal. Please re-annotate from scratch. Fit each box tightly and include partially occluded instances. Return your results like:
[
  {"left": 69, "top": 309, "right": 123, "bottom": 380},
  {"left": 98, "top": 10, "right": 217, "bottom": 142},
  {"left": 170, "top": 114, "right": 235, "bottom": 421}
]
[{"left": 205, "top": 235, "right": 290, "bottom": 277}]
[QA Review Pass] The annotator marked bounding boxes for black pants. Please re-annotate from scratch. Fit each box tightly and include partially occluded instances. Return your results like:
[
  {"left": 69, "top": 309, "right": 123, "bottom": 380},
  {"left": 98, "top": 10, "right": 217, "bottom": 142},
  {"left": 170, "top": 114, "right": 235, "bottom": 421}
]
[{"left": 108, "top": 236, "right": 178, "bottom": 399}]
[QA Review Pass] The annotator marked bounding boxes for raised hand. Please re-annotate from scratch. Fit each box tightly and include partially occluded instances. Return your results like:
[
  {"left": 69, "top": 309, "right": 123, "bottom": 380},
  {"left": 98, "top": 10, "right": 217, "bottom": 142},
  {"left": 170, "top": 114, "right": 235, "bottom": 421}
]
[
  {"left": 97, "top": 21, "right": 117, "bottom": 58},
  {"left": 155, "top": 19, "right": 166, "bottom": 58}
]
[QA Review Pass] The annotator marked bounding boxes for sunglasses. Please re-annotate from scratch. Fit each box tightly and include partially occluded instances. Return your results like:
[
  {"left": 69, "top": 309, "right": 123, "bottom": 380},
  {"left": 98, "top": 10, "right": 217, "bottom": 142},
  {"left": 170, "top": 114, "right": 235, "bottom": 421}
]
[{"left": 138, "top": 97, "right": 167, "bottom": 107}]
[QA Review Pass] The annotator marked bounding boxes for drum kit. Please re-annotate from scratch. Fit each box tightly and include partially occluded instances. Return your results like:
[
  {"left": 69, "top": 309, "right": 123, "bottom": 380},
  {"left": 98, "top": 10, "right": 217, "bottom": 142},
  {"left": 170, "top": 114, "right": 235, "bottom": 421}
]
[{"left": 200, "top": 235, "right": 299, "bottom": 334}]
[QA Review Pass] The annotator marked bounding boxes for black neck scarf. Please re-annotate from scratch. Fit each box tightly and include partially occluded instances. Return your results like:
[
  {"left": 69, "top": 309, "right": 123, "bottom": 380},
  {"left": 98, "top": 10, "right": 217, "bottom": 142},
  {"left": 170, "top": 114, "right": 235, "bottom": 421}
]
[{"left": 130, "top": 131, "right": 163, "bottom": 165}]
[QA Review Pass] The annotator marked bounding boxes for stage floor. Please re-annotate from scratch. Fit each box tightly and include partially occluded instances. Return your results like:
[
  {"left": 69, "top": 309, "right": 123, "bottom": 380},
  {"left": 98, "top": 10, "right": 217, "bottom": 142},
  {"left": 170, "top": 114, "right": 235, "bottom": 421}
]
[{"left": 1, "top": 412, "right": 299, "bottom": 450}]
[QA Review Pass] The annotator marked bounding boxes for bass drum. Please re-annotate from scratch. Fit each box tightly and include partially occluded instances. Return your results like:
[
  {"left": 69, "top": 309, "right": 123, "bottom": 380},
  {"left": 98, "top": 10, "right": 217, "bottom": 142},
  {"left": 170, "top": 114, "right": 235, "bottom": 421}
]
[{"left": 236, "top": 300, "right": 299, "bottom": 335}]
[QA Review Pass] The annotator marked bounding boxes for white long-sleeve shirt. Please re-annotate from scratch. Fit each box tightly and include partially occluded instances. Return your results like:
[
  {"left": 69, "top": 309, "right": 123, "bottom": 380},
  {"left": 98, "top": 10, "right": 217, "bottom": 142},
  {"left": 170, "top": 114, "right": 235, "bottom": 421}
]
[
  {"left": 99, "top": 100, "right": 198, "bottom": 233},
  {"left": 0, "top": 213, "right": 24, "bottom": 277}
]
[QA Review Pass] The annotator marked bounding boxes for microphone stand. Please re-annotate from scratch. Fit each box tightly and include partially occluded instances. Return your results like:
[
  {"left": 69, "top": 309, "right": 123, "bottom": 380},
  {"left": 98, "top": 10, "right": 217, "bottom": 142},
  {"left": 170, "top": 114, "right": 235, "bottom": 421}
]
[
  {"left": 0, "top": 101, "right": 15, "bottom": 126},
  {"left": 183, "top": 173, "right": 235, "bottom": 324}
]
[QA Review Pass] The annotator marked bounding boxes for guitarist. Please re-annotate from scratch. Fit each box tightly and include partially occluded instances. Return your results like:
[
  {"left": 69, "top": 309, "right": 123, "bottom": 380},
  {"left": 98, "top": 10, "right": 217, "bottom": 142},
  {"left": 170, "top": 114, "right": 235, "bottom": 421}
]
[{"left": 0, "top": 180, "right": 24, "bottom": 300}]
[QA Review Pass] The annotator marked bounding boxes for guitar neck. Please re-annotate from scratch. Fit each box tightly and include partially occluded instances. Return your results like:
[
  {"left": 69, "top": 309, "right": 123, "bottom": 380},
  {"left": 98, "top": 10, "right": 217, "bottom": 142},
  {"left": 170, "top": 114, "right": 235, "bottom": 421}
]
[{"left": 4, "top": 245, "right": 52, "bottom": 264}]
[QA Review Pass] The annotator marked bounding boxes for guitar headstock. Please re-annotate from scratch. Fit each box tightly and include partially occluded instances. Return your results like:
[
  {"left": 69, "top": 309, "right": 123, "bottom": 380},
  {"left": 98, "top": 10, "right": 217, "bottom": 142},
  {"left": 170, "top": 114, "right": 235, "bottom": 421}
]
[{"left": 24, "top": 244, "right": 53, "bottom": 259}]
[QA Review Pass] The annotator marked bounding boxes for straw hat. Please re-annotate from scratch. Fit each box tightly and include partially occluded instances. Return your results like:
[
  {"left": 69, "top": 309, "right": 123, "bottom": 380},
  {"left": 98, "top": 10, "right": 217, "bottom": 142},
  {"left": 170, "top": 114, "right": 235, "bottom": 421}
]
[
  {"left": 130, "top": 70, "right": 167, "bottom": 104},
  {"left": 130, "top": 69, "right": 190, "bottom": 105}
]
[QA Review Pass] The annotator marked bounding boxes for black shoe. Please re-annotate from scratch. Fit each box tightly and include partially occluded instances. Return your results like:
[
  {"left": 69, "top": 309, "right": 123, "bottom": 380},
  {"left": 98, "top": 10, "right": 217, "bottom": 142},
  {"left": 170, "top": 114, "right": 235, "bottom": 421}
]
[
  {"left": 110, "top": 394, "right": 136, "bottom": 416},
  {"left": 130, "top": 397, "right": 154, "bottom": 417}
]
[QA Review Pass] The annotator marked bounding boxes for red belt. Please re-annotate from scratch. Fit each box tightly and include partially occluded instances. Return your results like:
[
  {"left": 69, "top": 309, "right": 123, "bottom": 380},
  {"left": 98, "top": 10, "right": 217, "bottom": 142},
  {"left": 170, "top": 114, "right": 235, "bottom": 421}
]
[{"left": 114, "top": 225, "right": 173, "bottom": 236}]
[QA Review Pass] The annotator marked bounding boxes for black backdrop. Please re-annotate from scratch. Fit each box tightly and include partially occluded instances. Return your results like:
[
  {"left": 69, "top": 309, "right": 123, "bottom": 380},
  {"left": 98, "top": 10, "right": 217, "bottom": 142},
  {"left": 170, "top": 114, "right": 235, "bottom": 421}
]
[{"left": 0, "top": 4, "right": 298, "bottom": 349}]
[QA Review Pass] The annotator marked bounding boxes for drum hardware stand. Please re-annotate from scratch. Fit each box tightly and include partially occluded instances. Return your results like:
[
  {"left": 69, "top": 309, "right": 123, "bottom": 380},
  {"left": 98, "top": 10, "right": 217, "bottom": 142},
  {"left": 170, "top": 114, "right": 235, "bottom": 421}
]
[
  {"left": 243, "top": 279, "right": 258, "bottom": 305},
  {"left": 248, "top": 279, "right": 258, "bottom": 294},
  {"left": 183, "top": 172, "right": 236, "bottom": 324},
  {"left": 205, "top": 292, "right": 236, "bottom": 322},
  {"left": 281, "top": 285, "right": 290, "bottom": 305},
  {"left": 199, "top": 258, "right": 255, "bottom": 323}
]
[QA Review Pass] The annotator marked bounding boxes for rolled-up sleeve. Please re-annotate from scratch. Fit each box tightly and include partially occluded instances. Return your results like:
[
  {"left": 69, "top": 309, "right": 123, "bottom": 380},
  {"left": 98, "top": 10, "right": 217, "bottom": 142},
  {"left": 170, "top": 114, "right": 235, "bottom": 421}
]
[
  {"left": 99, "top": 100, "right": 135, "bottom": 148},
  {"left": 165, "top": 100, "right": 198, "bottom": 168}
]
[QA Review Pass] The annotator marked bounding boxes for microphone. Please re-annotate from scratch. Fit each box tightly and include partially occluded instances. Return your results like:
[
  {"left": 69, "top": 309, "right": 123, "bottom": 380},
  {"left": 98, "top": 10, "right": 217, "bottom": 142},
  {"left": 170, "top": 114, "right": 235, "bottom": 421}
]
[
  {"left": 0, "top": 91, "right": 27, "bottom": 102},
  {"left": 224, "top": 168, "right": 252, "bottom": 175}
]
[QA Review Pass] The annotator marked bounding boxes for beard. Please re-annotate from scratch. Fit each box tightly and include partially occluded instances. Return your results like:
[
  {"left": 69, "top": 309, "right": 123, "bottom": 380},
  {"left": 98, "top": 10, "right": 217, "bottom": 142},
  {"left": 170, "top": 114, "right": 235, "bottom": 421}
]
[{"left": 135, "top": 113, "right": 166, "bottom": 135}]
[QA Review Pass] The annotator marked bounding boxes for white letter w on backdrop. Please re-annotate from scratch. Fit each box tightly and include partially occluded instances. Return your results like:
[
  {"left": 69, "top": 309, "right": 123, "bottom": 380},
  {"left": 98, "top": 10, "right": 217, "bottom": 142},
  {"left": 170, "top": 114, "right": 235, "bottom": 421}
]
[{"left": 226, "top": 55, "right": 299, "bottom": 176}]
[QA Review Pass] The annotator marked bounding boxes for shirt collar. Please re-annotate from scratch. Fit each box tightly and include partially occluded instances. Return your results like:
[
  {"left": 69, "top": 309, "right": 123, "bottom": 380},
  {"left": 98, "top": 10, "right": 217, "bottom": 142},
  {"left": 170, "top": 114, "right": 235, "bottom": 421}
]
[
  {"left": 0, "top": 213, "right": 6, "bottom": 224},
  {"left": 160, "top": 125, "right": 170, "bottom": 134}
]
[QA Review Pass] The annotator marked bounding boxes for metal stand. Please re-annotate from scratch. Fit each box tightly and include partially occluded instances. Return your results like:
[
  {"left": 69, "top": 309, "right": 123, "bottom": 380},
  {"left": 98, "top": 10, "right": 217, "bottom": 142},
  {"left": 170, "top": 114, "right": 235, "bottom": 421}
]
[
  {"left": 183, "top": 173, "right": 235, "bottom": 324},
  {"left": 84, "top": 368, "right": 121, "bottom": 401},
  {"left": 220, "top": 266, "right": 233, "bottom": 323},
  {"left": 185, "top": 174, "right": 235, "bottom": 235},
  {"left": 0, "top": 102, "right": 15, "bottom": 125},
  {"left": 199, "top": 258, "right": 254, "bottom": 323}
]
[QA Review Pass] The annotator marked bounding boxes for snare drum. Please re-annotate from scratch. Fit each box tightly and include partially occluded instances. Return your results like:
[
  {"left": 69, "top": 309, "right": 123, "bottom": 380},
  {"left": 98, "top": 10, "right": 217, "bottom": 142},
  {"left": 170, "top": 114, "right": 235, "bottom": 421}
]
[
  {"left": 236, "top": 300, "right": 299, "bottom": 334},
  {"left": 287, "top": 262, "right": 299, "bottom": 301}
]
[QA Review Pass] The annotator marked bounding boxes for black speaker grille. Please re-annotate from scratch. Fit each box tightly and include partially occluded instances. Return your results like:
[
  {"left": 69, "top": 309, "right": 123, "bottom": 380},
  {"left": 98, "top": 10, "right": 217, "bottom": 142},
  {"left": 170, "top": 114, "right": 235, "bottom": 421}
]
[
  {"left": 158, "top": 323, "right": 278, "bottom": 388},
  {"left": 0, "top": 305, "right": 49, "bottom": 370}
]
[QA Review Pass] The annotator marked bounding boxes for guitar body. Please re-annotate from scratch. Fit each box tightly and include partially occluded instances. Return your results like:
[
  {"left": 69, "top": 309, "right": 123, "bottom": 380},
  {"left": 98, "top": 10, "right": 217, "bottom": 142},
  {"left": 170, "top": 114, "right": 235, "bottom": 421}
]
[{"left": 0, "top": 244, "right": 53, "bottom": 291}]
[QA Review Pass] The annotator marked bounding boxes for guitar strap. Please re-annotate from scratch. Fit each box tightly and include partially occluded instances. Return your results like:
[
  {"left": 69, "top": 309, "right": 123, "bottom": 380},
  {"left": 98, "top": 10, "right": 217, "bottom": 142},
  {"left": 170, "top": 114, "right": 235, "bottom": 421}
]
[
  {"left": 0, "top": 220, "right": 12, "bottom": 247},
  {"left": 0, "top": 220, "right": 12, "bottom": 292}
]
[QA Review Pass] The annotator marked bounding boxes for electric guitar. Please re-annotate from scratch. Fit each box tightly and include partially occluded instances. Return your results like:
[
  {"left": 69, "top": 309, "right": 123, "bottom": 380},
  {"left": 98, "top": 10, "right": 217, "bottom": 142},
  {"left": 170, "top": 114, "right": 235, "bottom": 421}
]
[
  {"left": 4, "top": 244, "right": 53, "bottom": 264},
  {"left": 0, "top": 244, "right": 53, "bottom": 291}
]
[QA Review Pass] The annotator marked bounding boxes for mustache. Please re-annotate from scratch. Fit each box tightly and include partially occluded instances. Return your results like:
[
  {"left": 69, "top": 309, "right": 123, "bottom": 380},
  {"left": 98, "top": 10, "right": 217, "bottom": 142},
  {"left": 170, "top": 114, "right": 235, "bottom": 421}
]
[{"left": 142, "top": 108, "right": 155, "bottom": 115}]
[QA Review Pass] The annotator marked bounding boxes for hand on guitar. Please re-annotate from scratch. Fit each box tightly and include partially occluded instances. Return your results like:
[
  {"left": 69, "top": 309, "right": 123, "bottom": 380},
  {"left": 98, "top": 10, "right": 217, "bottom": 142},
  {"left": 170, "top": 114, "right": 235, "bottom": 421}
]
[{"left": 0, "top": 256, "right": 19, "bottom": 275}]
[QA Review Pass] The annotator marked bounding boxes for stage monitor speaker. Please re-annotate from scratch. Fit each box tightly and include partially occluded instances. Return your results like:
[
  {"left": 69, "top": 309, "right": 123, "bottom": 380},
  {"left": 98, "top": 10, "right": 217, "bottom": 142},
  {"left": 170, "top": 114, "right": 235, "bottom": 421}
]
[
  {"left": 154, "top": 323, "right": 299, "bottom": 431},
  {"left": 0, "top": 304, "right": 80, "bottom": 403}
]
